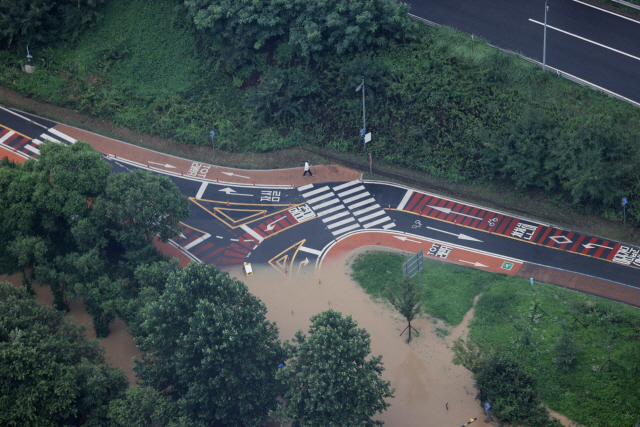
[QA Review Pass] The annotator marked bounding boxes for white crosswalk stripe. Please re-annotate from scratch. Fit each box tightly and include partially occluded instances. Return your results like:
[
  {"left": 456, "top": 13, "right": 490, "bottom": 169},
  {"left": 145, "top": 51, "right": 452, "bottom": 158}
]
[
  {"left": 333, "top": 180, "right": 360, "bottom": 191},
  {"left": 0, "top": 131, "right": 15, "bottom": 144},
  {"left": 363, "top": 216, "right": 392, "bottom": 228},
  {"left": 23, "top": 144, "right": 40, "bottom": 155},
  {"left": 337, "top": 185, "right": 365, "bottom": 198},
  {"left": 348, "top": 198, "right": 377, "bottom": 210},
  {"left": 327, "top": 217, "right": 355, "bottom": 230},
  {"left": 343, "top": 192, "right": 368, "bottom": 204},
  {"left": 313, "top": 198, "right": 341, "bottom": 211},
  {"left": 383, "top": 223, "right": 396, "bottom": 230},
  {"left": 332, "top": 223, "right": 360, "bottom": 235},
  {"left": 40, "top": 133, "right": 62, "bottom": 144},
  {"left": 302, "top": 186, "right": 330, "bottom": 198},
  {"left": 307, "top": 192, "right": 334, "bottom": 205},
  {"left": 48, "top": 128, "right": 77, "bottom": 144},
  {"left": 352, "top": 204, "right": 381, "bottom": 216},
  {"left": 358, "top": 210, "right": 385, "bottom": 222},
  {"left": 316, "top": 204, "right": 345, "bottom": 217},
  {"left": 322, "top": 211, "right": 350, "bottom": 223}
]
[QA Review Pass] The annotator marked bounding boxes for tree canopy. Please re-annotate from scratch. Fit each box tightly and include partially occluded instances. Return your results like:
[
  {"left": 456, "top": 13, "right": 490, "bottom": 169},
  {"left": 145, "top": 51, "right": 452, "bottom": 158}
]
[
  {"left": 0, "top": 142, "right": 190, "bottom": 336},
  {"left": 0, "top": 0, "right": 105, "bottom": 50},
  {"left": 386, "top": 277, "right": 422, "bottom": 341},
  {"left": 133, "top": 262, "right": 286, "bottom": 427},
  {"left": 0, "top": 283, "right": 127, "bottom": 427},
  {"left": 183, "top": 0, "right": 415, "bottom": 57},
  {"left": 276, "top": 309, "right": 394, "bottom": 426}
]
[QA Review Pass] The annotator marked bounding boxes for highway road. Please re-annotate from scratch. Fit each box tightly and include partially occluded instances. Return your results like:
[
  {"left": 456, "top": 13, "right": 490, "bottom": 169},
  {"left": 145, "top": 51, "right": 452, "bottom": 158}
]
[
  {"left": 405, "top": 0, "right": 640, "bottom": 104},
  {"left": 2, "top": 106, "right": 639, "bottom": 294}
]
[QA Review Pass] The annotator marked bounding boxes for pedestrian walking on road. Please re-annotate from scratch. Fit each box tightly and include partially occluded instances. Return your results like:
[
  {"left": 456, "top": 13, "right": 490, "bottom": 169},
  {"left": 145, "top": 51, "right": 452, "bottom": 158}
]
[{"left": 303, "top": 160, "right": 313, "bottom": 177}]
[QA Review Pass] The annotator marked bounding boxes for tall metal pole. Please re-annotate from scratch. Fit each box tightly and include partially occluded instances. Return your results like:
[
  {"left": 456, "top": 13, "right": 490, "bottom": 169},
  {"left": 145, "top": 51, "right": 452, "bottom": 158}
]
[
  {"left": 362, "top": 79, "right": 366, "bottom": 152},
  {"left": 543, "top": 0, "right": 548, "bottom": 72}
]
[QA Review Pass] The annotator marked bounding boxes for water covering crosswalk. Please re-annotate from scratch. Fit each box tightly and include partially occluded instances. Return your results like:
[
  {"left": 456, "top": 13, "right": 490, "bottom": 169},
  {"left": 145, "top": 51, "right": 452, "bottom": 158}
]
[{"left": 298, "top": 181, "right": 395, "bottom": 235}]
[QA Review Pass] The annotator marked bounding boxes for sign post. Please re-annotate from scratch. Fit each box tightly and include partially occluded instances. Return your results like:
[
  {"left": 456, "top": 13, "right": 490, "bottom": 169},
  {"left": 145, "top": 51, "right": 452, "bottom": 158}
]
[
  {"left": 484, "top": 402, "right": 491, "bottom": 423},
  {"left": 402, "top": 249, "right": 424, "bottom": 290},
  {"left": 356, "top": 80, "right": 366, "bottom": 152},
  {"left": 364, "top": 132, "right": 371, "bottom": 153},
  {"left": 369, "top": 152, "right": 372, "bottom": 176},
  {"left": 622, "top": 197, "right": 628, "bottom": 226},
  {"left": 210, "top": 130, "right": 216, "bottom": 160}
]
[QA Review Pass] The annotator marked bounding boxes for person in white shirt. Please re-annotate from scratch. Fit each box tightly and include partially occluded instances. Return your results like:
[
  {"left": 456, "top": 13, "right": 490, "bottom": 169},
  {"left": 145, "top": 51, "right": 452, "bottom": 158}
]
[{"left": 303, "top": 160, "right": 313, "bottom": 177}]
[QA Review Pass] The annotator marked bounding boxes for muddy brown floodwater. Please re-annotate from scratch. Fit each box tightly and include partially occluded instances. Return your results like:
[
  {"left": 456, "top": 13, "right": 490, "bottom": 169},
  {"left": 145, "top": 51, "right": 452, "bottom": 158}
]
[{"left": 2, "top": 246, "right": 580, "bottom": 426}]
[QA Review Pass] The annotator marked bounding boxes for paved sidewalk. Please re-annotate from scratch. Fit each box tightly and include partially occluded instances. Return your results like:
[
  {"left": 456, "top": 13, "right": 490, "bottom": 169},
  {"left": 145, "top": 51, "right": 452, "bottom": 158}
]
[{"left": 54, "top": 124, "right": 361, "bottom": 186}]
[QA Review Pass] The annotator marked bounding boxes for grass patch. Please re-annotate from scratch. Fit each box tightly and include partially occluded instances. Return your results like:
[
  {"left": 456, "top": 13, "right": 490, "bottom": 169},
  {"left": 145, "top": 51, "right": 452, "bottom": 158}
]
[
  {"left": 350, "top": 251, "right": 494, "bottom": 327},
  {"left": 350, "top": 251, "right": 640, "bottom": 427}
]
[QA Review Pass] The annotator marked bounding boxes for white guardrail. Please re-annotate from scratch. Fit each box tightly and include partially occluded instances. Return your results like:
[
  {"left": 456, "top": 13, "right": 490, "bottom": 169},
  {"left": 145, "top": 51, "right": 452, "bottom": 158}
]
[
  {"left": 611, "top": 0, "right": 640, "bottom": 11},
  {"left": 407, "top": 13, "right": 640, "bottom": 110}
]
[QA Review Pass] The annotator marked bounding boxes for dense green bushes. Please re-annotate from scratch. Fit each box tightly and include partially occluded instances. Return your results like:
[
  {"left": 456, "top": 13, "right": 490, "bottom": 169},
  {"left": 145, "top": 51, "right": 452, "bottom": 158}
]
[{"left": 1, "top": 0, "right": 639, "bottom": 225}]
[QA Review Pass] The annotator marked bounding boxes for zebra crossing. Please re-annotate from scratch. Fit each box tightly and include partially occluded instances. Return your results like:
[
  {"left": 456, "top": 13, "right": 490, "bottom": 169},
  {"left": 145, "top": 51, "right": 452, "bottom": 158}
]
[
  {"left": 298, "top": 180, "right": 395, "bottom": 235},
  {"left": 0, "top": 125, "right": 77, "bottom": 160}
]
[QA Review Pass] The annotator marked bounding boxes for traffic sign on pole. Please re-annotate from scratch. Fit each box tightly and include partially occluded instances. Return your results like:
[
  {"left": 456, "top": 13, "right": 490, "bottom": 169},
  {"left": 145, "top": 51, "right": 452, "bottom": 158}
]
[
  {"left": 622, "top": 197, "right": 628, "bottom": 226},
  {"left": 210, "top": 130, "right": 216, "bottom": 159},
  {"left": 369, "top": 153, "right": 372, "bottom": 176}
]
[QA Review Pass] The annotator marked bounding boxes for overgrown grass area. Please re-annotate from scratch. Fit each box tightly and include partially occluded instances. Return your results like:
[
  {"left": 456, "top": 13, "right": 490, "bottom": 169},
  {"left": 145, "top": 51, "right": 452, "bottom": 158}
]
[
  {"left": 350, "top": 251, "right": 640, "bottom": 427},
  {"left": 1, "top": 0, "right": 640, "bottom": 226}
]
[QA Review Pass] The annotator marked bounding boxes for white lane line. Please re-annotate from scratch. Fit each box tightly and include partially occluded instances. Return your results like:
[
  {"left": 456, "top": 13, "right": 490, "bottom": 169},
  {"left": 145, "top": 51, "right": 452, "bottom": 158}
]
[
  {"left": 322, "top": 211, "right": 350, "bottom": 223},
  {"left": 397, "top": 190, "right": 414, "bottom": 210},
  {"left": 299, "top": 246, "right": 322, "bottom": 256},
  {"left": 216, "top": 236, "right": 224, "bottom": 239},
  {"left": 337, "top": 185, "right": 365, "bottom": 198},
  {"left": 23, "top": 144, "right": 40, "bottom": 155},
  {"left": 353, "top": 204, "right": 381, "bottom": 216},
  {"left": 327, "top": 217, "right": 355, "bottom": 230},
  {"left": 0, "top": 131, "right": 15, "bottom": 144},
  {"left": 572, "top": 0, "right": 640, "bottom": 24},
  {"left": 196, "top": 182, "right": 208, "bottom": 199},
  {"left": 363, "top": 216, "right": 392, "bottom": 228},
  {"left": 333, "top": 180, "right": 361, "bottom": 191},
  {"left": 529, "top": 19, "right": 640, "bottom": 61},
  {"left": 313, "top": 198, "right": 341, "bottom": 210},
  {"left": 302, "top": 186, "right": 330, "bottom": 198},
  {"left": 183, "top": 233, "right": 211, "bottom": 251},
  {"left": 307, "top": 192, "right": 334, "bottom": 205},
  {"left": 383, "top": 223, "right": 396, "bottom": 230},
  {"left": 40, "top": 133, "right": 62, "bottom": 144},
  {"left": 48, "top": 128, "right": 77, "bottom": 144},
  {"left": 343, "top": 192, "right": 369, "bottom": 204},
  {"left": 348, "top": 198, "right": 376, "bottom": 210},
  {"left": 332, "top": 223, "right": 361, "bottom": 235},
  {"left": 298, "top": 183, "right": 314, "bottom": 191},
  {"left": 241, "top": 225, "right": 264, "bottom": 243},
  {"left": 31, "top": 139, "right": 43, "bottom": 145},
  {"left": 316, "top": 204, "right": 345, "bottom": 217},
  {"left": 358, "top": 210, "right": 385, "bottom": 223}
]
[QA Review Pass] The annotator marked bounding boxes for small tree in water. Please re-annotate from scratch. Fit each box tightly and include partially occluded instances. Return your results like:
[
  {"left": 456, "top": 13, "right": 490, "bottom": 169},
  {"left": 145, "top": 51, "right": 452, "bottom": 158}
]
[{"left": 386, "top": 277, "right": 422, "bottom": 342}]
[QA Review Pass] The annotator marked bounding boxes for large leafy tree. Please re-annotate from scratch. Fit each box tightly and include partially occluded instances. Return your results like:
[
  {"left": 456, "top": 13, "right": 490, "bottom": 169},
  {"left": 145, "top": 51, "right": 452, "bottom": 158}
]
[
  {"left": 276, "top": 310, "right": 394, "bottom": 426},
  {"left": 133, "top": 263, "right": 286, "bottom": 427},
  {"left": 183, "top": 0, "right": 415, "bottom": 57},
  {"left": 0, "top": 0, "right": 105, "bottom": 49},
  {"left": 0, "top": 283, "right": 127, "bottom": 427},
  {"left": 0, "top": 143, "right": 190, "bottom": 336}
]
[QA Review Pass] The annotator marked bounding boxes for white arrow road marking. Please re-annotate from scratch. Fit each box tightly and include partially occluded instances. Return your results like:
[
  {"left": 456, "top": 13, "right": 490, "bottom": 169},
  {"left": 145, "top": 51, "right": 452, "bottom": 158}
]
[
  {"left": 148, "top": 161, "right": 176, "bottom": 169},
  {"left": 218, "top": 187, "right": 253, "bottom": 196},
  {"left": 297, "top": 257, "right": 310, "bottom": 275},
  {"left": 180, "top": 232, "right": 187, "bottom": 239},
  {"left": 459, "top": 260, "right": 488, "bottom": 268},
  {"left": 221, "top": 171, "right": 250, "bottom": 179},
  {"left": 582, "top": 243, "right": 612, "bottom": 250},
  {"left": 428, "top": 205, "right": 483, "bottom": 220},
  {"left": 266, "top": 217, "right": 286, "bottom": 231},
  {"left": 393, "top": 236, "right": 422, "bottom": 244},
  {"left": 426, "top": 226, "right": 483, "bottom": 242}
]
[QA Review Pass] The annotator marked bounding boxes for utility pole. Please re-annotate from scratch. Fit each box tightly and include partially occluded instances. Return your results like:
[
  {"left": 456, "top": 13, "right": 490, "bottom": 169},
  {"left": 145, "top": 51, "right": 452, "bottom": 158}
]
[
  {"left": 543, "top": 0, "right": 548, "bottom": 72},
  {"left": 356, "top": 79, "right": 367, "bottom": 151}
]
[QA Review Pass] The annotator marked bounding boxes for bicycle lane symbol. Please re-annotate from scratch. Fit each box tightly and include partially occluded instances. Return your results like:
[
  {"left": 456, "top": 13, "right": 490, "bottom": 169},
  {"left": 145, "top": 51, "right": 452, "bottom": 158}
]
[{"left": 412, "top": 220, "right": 422, "bottom": 229}]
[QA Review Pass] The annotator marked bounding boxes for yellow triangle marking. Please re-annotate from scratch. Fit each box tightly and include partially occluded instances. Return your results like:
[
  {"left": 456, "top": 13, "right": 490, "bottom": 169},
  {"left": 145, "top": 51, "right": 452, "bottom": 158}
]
[
  {"left": 189, "top": 197, "right": 304, "bottom": 229},
  {"left": 268, "top": 239, "right": 306, "bottom": 278}
]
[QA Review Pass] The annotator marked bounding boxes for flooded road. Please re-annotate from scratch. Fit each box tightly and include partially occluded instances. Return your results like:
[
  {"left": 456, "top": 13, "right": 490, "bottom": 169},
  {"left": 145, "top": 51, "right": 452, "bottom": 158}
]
[{"left": 2, "top": 247, "right": 580, "bottom": 426}]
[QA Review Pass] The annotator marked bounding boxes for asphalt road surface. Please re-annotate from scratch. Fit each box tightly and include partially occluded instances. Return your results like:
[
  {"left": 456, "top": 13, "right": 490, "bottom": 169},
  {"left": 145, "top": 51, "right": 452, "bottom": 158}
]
[
  {"left": 2, "top": 106, "right": 639, "bottom": 292},
  {"left": 405, "top": 0, "right": 640, "bottom": 104}
]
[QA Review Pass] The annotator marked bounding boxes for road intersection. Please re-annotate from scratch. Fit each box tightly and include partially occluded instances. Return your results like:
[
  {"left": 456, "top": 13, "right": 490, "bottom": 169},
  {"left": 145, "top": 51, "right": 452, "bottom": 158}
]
[{"left": 1, "top": 106, "right": 639, "bottom": 307}]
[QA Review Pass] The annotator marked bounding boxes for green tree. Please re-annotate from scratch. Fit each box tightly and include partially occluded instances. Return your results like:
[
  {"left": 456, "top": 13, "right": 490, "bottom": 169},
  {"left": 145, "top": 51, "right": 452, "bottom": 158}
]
[
  {"left": 276, "top": 309, "right": 394, "bottom": 427},
  {"left": 183, "top": 0, "right": 415, "bottom": 59},
  {"left": 385, "top": 277, "right": 422, "bottom": 341},
  {"left": 553, "top": 332, "right": 579, "bottom": 373},
  {"left": 133, "top": 263, "right": 286, "bottom": 427},
  {"left": 0, "top": 0, "right": 104, "bottom": 49},
  {"left": 0, "top": 283, "right": 127, "bottom": 427},
  {"left": 107, "top": 386, "right": 204, "bottom": 427}
]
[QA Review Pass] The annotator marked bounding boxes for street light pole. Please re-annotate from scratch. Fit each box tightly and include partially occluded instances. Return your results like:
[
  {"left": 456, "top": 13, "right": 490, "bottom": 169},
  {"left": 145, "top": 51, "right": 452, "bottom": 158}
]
[
  {"left": 356, "top": 79, "right": 366, "bottom": 151},
  {"left": 543, "top": 0, "right": 548, "bottom": 72}
]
